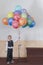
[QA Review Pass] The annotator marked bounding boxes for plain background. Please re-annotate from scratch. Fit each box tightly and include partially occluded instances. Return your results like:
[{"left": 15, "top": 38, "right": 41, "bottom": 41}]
[{"left": 0, "top": 0, "right": 43, "bottom": 41}]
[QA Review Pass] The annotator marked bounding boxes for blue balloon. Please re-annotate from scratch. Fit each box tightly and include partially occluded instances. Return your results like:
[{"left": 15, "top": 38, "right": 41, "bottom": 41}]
[
  {"left": 8, "top": 18, "right": 13, "bottom": 26},
  {"left": 15, "top": 5, "right": 22, "bottom": 11},
  {"left": 28, "top": 21, "right": 35, "bottom": 28}
]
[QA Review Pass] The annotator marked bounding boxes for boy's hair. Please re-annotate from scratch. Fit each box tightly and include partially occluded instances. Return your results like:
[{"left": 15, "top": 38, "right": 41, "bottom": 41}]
[{"left": 8, "top": 35, "right": 12, "bottom": 38}]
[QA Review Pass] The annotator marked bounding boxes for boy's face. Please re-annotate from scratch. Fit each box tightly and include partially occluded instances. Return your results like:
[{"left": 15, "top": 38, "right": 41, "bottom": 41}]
[{"left": 8, "top": 36, "right": 12, "bottom": 41}]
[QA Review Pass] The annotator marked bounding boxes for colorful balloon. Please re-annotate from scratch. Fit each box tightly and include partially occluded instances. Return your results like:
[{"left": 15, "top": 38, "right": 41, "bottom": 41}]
[
  {"left": 15, "top": 5, "right": 22, "bottom": 11},
  {"left": 28, "top": 21, "right": 35, "bottom": 28},
  {"left": 21, "top": 9, "right": 27, "bottom": 13},
  {"left": 12, "top": 20, "right": 19, "bottom": 29},
  {"left": 8, "top": 18, "right": 13, "bottom": 26},
  {"left": 13, "top": 14, "right": 21, "bottom": 21},
  {"left": 14, "top": 10, "right": 21, "bottom": 15},
  {"left": 31, "top": 17, "right": 34, "bottom": 21},
  {"left": 19, "top": 18, "right": 27, "bottom": 26},
  {"left": 22, "top": 23, "right": 28, "bottom": 28},
  {"left": 2, "top": 17, "right": 8, "bottom": 25},
  {"left": 2, "top": 6, "right": 35, "bottom": 29},
  {"left": 21, "top": 13, "right": 27, "bottom": 18},
  {"left": 28, "top": 15, "right": 34, "bottom": 21},
  {"left": 27, "top": 15, "right": 31, "bottom": 19},
  {"left": 7, "top": 12, "right": 14, "bottom": 18},
  {"left": 28, "top": 19, "right": 32, "bottom": 25}
]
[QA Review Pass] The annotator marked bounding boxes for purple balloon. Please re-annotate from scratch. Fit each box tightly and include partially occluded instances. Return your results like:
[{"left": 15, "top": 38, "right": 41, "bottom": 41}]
[
  {"left": 27, "top": 15, "right": 31, "bottom": 19},
  {"left": 14, "top": 10, "right": 21, "bottom": 15},
  {"left": 21, "top": 9, "right": 27, "bottom": 13}
]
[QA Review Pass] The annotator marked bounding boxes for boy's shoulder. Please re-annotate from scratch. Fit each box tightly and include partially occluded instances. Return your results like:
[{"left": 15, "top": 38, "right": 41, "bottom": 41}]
[
  {"left": 11, "top": 40, "right": 13, "bottom": 43},
  {"left": 11, "top": 40, "right": 13, "bottom": 41}
]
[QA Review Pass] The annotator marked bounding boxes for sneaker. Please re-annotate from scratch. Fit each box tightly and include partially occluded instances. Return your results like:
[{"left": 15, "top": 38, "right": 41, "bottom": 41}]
[
  {"left": 7, "top": 62, "right": 10, "bottom": 64},
  {"left": 11, "top": 60, "right": 14, "bottom": 63}
]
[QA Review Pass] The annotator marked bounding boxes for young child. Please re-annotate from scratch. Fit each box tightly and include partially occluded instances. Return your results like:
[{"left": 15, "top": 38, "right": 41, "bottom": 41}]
[{"left": 6, "top": 35, "right": 14, "bottom": 64}]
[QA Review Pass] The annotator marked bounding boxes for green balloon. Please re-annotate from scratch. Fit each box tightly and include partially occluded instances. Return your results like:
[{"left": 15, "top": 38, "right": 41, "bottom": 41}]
[
  {"left": 21, "top": 13, "right": 27, "bottom": 18},
  {"left": 22, "top": 23, "right": 28, "bottom": 28},
  {"left": 28, "top": 19, "right": 32, "bottom": 25}
]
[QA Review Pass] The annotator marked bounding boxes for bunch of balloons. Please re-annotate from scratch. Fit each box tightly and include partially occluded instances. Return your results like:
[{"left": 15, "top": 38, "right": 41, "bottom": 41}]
[{"left": 2, "top": 5, "right": 35, "bottom": 29}]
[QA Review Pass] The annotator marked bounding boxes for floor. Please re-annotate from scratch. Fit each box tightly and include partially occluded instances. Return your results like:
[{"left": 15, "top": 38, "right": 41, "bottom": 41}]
[
  {"left": 0, "top": 48, "right": 43, "bottom": 65},
  {"left": 0, "top": 57, "right": 43, "bottom": 65}
]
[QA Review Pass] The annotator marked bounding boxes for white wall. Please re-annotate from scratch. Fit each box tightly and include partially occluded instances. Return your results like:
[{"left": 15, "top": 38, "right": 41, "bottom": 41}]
[{"left": 0, "top": 0, "right": 43, "bottom": 41}]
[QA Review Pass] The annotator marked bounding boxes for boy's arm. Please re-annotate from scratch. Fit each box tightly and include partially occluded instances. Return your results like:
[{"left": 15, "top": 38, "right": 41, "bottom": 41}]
[{"left": 6, "top": 42, "right": 8, "bottom": 51}]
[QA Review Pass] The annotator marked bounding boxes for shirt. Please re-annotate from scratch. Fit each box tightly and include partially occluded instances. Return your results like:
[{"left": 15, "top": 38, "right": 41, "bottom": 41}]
[{"left": 6, "top": 40, "right": 13, "bottom": 51}]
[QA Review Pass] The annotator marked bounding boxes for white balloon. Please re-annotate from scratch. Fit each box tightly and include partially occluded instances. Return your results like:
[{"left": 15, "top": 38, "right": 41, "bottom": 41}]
[{"left": 36, "top": 0, "right": 43, "bottom": 10}]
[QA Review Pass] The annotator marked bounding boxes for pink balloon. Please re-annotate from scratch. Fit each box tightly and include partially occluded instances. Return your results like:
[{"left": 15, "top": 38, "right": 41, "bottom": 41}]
[
  {"left": 12, "top": 20, "right": 19, "bottom": 29},
  {"left": 13, "top": 14, "right": 20, "bottom": 21}
]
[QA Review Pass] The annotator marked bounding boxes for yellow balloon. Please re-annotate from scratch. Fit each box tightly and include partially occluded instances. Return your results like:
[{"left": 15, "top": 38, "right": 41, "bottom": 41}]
[{"left": 7, "top": 12, "right": 14, "bottom": 18}]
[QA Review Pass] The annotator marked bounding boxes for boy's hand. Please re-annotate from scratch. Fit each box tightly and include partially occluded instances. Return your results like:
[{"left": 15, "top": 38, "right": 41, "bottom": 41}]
[{"left": 5, "top": 50, "right": 7, "bottom": 52}]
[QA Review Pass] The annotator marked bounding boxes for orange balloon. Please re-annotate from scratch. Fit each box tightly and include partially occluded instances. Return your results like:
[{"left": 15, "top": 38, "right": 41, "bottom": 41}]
[
  {"left": 19, "top": 18, "right": 27, "bottom": 26},
  {"left": 2, "top": 18, "right": 8, "bottom": 25},
  {"left": 31, "top": 17, "right": 34, "bottom": 20}
]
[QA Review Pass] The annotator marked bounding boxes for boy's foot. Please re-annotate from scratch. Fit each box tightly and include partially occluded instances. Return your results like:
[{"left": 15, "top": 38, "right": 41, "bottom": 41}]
[
  {"left": 7, "top": 62, "right": 10, "bottom": 64},
  {"left": 11, "top": 60, "right": 14, "bottom": 63}
]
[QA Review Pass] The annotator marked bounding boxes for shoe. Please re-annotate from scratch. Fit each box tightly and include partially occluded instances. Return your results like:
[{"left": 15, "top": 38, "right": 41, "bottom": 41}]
[
  {"left": 11, "top": 60, "right": 14, "bottom": 63},
  {"left": 7, "top": 62, "right": 10, "bottom": 64}
]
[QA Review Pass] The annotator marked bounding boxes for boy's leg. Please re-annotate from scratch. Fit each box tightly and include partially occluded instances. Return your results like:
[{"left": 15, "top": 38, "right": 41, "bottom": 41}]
[
  {"left": 7, "top": 49, "right": 9, "bottom": 62},
  {"left": 10, "top": 49, "right": 14, "bottom": 63},
  {"left": 10, "top": 49, "right": 13, "bottom": 61},
  {"left": 7, "top": 49, "right": 10, "bottom": 64},
  {"left": 7, "top": 49, "right": 14, "bottom": 64},
  {"left": 8, "top": 49, "right": 12, "bottom": 62}
]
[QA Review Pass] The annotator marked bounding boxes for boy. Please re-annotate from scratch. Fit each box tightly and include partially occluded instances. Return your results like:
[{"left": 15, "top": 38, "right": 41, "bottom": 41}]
[{"left": 6, "top": 35, "right": 14, "bottom": 64}]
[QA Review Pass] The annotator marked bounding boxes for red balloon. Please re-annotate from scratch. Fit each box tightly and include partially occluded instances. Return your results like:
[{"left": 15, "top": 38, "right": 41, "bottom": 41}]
[
  {"left": 12, "top": 20, "right": 19, "bottom": 29},
  {"left": 13, "top": 14, "right": 20, "bottom": 21}
]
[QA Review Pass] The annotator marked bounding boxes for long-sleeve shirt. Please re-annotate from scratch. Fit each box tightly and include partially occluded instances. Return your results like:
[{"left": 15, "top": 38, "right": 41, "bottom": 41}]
[{"left": 6, "top": 40, "right": 13, "bottom": 51}]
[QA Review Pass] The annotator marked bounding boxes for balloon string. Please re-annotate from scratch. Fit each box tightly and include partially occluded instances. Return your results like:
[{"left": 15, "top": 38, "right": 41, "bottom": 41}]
[{"left": 18, "top": 28, "right": 20, "bottom": 43}]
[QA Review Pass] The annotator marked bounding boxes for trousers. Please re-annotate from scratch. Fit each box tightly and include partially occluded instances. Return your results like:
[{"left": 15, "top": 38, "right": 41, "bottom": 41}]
[{"left": 7, "top": 49, "right": 13, "bottom": 62}]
